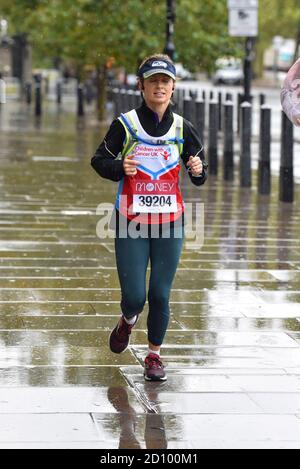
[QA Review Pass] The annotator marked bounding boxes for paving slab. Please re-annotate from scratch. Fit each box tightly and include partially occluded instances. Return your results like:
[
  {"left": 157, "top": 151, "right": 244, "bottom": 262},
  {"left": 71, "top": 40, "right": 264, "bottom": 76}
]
[{"left": 0, "top": 387, "right": 144, "bottom": 413}]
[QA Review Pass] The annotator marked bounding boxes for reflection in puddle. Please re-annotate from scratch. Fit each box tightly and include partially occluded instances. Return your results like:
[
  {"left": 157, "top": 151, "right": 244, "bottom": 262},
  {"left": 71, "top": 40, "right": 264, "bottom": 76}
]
[{"left": 107, "top": 386, "right": 167, "bottom": 449}]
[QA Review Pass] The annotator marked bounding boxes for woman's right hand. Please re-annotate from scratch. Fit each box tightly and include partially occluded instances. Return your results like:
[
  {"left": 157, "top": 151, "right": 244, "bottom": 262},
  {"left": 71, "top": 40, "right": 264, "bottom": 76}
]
[{"left": 123, "top": 155, "right": 140, "bottom": 176}]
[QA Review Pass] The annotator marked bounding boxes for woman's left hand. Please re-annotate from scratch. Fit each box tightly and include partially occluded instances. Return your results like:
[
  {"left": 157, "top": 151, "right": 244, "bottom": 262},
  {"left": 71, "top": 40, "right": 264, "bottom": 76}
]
[{"left": 187, "top": 155, "right": 203, "bottom": 176}]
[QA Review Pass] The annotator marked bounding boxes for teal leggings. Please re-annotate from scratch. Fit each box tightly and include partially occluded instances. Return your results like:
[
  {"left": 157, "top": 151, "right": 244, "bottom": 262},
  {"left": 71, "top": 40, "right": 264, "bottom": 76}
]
[{"left": 115, "top": 226, "right": 184, "bottom": 346}]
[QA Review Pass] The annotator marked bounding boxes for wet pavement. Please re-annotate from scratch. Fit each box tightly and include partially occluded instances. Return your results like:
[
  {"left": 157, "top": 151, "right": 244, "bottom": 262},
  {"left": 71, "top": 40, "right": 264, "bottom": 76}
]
[{"left": 1, "top": 100, "right": 300, "bottom": 448}]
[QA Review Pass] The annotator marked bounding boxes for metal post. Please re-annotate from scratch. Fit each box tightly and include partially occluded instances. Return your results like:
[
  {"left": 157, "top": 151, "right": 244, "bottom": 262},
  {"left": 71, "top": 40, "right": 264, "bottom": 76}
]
[
  {"left": 112, "top": 88, "right": 118, "bottom": 118},
  {"left": 280, "top": 111, "right": 294, "bottom": 203},
  {"left": 120, "top": 89, "right": 126, "bottom": 114},
  {"left": 77, "top": 83, "right": 84, "bottom": 116},
  {"left": 240, "top": 102, "right": 252, "bottom": 187},
  {"left": 223, "top": 100, "right": 234, "bottom": 181},
  {"left": 178, "top": 88, "right": 184, "bottom": 114},
  {"left": 243, "top": 37, "right": 255, "bottom": 102},
  {"left": 183, "top": 97, "right": 192, "bottom": 122},
  {"left": 25, "top": 82, "right": 32, "bottom": 105},
  {"left": 237, "top": 93, "right": 243, "bottom": 134},
  {"left": 195, "top": 98, "right": 205, "bottom": 144},
  {"left": 208, "top": 100, "right": 218, "bottom": 175},
  {"left": 218, "top": 91, "right": 223, "bottom": 131},
  {"left": 258, "top": 105, "right": 271, "bottom": 195},
  {"left": 56, "top": 81, "right": 62, "bottom": 105},
  {"left": 35, "top": 83, "right": 42, "bottom": 116},
  {"left": 259, "top": 93, "right": 266, "bottom": 106},
  {"left": 123, "top": 89, "right": 130, "bottom": 113},
  {"left": 128, "top": 89, "right": 135, "bottom": 110},
  {"left": 164, "top": 0, "right": 176, "bottom": 60},
  {"left": 189, "top": 89, "right": 197, "bottom": 100}
]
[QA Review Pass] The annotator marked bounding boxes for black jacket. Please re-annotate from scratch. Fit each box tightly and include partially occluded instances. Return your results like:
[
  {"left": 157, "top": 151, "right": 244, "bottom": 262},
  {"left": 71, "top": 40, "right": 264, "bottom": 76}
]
[{"left": 91, "top": 101, "right": 207, "bottom": 185}]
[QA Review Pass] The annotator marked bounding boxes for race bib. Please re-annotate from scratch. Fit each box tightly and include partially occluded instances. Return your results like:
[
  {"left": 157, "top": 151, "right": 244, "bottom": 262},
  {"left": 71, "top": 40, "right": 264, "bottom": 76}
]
[{"left": 132, "top": 180, "right": 178, "bottom": 213}]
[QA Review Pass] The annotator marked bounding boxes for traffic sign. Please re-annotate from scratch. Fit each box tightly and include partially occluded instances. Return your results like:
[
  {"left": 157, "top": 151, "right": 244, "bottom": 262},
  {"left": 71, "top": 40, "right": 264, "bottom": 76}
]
[{"left": 229, "top": 7, "right": 258, "bottom": 37}]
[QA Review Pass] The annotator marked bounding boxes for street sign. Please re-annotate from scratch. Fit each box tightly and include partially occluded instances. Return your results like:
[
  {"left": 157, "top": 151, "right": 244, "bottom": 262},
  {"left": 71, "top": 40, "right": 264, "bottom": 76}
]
[
  {"left": 228, "top": 7, "right": 258, "bottom": 37},
  {"left": 228, "top": 0, "right": 258, "bottom": 7},
  {"left": 227, "top": 0, "right": 258, "bottom": 102}
]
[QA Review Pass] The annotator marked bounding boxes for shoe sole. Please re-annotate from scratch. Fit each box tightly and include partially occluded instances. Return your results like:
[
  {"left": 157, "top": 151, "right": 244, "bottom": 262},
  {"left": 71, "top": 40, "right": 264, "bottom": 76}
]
[{"left": 144, "top": 373, "right": 167, "bottom": 382}]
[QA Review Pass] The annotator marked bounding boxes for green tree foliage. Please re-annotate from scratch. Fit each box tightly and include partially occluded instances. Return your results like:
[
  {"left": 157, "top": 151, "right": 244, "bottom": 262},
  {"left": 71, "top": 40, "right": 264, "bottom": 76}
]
[
  {"left": 3, "top": 0, "right": 300, "bottom": 76},
  {"left": 176, "top": 0, "right": 242, "bottom": 73},
  {"left": 1, "top": 0, "right": 241, "bottom": 72}
]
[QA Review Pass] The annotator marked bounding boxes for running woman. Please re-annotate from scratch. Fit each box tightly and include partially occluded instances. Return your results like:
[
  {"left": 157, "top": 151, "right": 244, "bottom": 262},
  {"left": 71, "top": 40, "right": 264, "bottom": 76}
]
[{"left": 91, "top": 54, "right": 207, "bottom": 381}]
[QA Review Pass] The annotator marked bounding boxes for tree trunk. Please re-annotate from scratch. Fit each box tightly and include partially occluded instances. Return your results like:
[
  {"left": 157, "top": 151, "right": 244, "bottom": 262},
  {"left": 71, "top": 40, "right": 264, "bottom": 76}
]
[{"left": 96, "top": 65, "right": 107, "bottom": 121}]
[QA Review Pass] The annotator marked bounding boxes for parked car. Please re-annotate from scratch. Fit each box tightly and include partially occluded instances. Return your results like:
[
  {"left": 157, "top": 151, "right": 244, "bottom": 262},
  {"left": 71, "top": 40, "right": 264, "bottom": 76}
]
[
  {"left": 175, "top": 63, "right": 193, "bottom": 80},
  {"left": 212, "top": 58, "right": 243, "bottom": 86}
]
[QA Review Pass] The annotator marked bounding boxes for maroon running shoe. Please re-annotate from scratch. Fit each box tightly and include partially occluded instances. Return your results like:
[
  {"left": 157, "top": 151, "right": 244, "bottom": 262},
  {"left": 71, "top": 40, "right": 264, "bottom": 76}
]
[
  {"left": 144, "top": 353, "right": 167, "bottom": 381},
  {"left": 109, "top": 316, "right": 136, "bottom": 354}
]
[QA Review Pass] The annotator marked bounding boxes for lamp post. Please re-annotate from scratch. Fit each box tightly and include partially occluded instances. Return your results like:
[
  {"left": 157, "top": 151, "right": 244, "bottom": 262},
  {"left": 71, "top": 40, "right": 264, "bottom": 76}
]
[
  {"left": 243, "top": 36, "right": 255, "bottom": 102},
  {"left": 227, "top": 1, "right": 258, "bottom": 103},
  {"left": 164, "top": 0, "right": 176, "bottom": 61}
]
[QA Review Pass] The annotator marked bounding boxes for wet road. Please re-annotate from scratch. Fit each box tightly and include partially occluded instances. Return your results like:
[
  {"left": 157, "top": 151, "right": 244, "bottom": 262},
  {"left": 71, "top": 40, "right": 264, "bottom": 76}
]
[{"left": 1, "top": 100, "right": 300, "bottom": 448}]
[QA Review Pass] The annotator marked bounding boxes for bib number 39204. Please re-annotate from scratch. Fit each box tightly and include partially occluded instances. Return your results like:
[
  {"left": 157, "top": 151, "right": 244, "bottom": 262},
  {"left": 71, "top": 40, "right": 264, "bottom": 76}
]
[{"left": 132, "top": 180, "right": 177, "bottom": 214}]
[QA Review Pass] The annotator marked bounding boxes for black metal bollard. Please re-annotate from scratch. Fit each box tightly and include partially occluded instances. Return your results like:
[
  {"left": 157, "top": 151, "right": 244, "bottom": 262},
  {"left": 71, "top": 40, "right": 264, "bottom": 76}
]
[
  {"left": 35, "top": 83, "right": 42, "bottom": 116},
  {"left": 259, "top": 93, "right": 266, "bottom": 107},
  {"left": 77, "top": 84, "right": 84, "bottom": 116},
  {"left": 111, "top": 88, "right": 116, "bottom": 117},
  {"left": 240, "top": 102, "right": 252, "bottom": 187},
  {"left": 183, "top": 97, "right": 193, "bottom": 122},
  {"left": 258, "top": 105, "right": 271, "bottom": 195},
  {"left": 189, "top": 90, "right": 197, "bottom": 121},
  {"left": 237, "top": 93, "right": 243, "bottom": 134},
  {"left": 112, "top": 88, "right": 119, "bottom": 117},
  {"left": 56, "top": 81, "right": 62, "bottom": 105},
  {"left": 189, "top": 96, "right": 196, "bottom": 126},
  {"left": 127, "top": 89, "right": 135, "bottom": 110},
  {"left": 173, "top": 89, "right": 179, "bottom": 112},
  {"left": 280, "top": 111, "right": 294, "bottom": 203},
  {"left": 25, "top": 82, "right": 32, "bottom": 105},
  {"left": 223, "top": 100, "right": 234, "bottom": 181},
  {"left": 176, "top": 89, "right": 183, "bottom": 114},
  {"left": 119, "top": 89, "right": 126, "bottom": 114},
  {"left": 195, "top": 99, "right": 205, "bottom": 144},
  {"left": 218, "top": 92, "right": 223, "bottom": 131},
  {"left": 208, "top": 100, "right": 219, "bottom": 175},
  {"left": 123, "top": 89, "right": 131, "bottom": 113}
]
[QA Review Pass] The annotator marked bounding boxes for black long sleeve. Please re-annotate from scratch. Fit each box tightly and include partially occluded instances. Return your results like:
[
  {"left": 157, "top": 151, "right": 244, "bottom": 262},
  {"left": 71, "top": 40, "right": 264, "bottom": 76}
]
[
  {"left": 182, "top": 118, "right": 207, "bottom": 186},
  {"left": 91, "top": 119, "right": 125, "bottom": 182}
]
